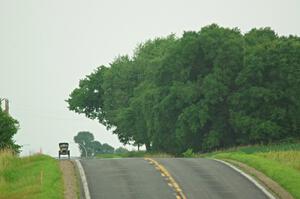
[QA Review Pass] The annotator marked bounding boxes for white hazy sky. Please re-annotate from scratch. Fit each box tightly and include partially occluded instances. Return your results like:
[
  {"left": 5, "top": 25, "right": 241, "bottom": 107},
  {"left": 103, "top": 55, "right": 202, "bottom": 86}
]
[{"left": 1, "top": 0, "right": 299, "bottom": 157}]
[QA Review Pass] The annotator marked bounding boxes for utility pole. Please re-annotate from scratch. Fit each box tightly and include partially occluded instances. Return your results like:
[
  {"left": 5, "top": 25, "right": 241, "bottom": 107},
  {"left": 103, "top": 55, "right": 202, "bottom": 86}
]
[{"left": 0, "top": 98, "right": 9, "bottom": 114}]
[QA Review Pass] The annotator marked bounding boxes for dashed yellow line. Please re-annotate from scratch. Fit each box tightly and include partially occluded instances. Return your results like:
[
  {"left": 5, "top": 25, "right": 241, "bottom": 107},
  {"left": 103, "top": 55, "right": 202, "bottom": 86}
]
[{"left": 144, "top": 158, "right": 187, "bottom": 199}]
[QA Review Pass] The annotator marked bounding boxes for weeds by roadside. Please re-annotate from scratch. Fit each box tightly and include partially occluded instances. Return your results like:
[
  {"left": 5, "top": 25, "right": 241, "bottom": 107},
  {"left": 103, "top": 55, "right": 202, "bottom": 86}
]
[{"left": 0, "top": 149, "right": 63, "bottom": 199}]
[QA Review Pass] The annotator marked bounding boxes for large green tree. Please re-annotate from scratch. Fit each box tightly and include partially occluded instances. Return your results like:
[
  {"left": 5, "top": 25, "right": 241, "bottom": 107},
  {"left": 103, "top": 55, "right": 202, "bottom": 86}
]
[
  {"left": 230, "top": 28, "right": 300, "bottom": 144},
  {"left": 74, "top": 131, "right": 95, "bottom": 157},
  {"left": 68, "top": 24, "right": 300, "bottom": 154},
  {"left": 0, "top": 107, "right": 20, "bottom": 152}
]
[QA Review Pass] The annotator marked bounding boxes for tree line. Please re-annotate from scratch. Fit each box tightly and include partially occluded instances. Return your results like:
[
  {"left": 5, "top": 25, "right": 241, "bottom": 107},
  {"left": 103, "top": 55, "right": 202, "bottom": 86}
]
[
  {"left": 67, "top": 24, "right": 300, "bottom": 154},
  {"left": 74, "top": 131, "right": 128, "bottom": 157}
]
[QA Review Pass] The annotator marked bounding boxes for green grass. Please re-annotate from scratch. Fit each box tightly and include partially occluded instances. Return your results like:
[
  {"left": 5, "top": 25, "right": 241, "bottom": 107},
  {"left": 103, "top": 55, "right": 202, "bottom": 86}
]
[
  {"left": 257, "top": 151, "right": 300, "bottom": 171},
  {"left": 0, "top": 150, "right": 64, "bottom": 199},
  {"left": 204, "top": 143, "right": 300, "bottom": 199}
]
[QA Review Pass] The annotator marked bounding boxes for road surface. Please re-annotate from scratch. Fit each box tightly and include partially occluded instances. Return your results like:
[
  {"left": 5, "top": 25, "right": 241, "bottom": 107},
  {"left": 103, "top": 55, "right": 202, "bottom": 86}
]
[{"left": 80, "top": 158, "right": 270, "bottom": 199}]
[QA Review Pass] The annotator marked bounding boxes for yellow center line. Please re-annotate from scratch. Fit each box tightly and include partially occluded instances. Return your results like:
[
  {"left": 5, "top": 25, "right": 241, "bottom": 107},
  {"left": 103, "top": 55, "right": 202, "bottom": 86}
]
[{"left": 144, "top": 158, "right": 187, "bottom": 199}]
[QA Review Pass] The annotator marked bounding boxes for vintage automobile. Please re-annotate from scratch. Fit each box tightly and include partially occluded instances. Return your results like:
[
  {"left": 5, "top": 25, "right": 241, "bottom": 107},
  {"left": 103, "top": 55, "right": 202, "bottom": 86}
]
[{"left": 58, "top": 142, "right": 70, "bottom": 159}]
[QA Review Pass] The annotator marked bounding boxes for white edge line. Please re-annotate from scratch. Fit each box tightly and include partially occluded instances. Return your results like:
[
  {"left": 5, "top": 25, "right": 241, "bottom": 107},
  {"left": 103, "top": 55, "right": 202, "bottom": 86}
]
[
  {"left": 213, "top": 159, "right": 276, "bottom": 199},
  {"left": 75, "top": 159, "right": 91, "bottom": 199}
]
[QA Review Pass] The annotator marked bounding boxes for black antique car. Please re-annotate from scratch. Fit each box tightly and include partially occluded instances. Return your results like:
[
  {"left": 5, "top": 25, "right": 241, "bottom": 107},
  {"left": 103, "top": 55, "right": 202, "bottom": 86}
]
[{"left": 58, "top": 142, "right": 70, "bottom": 159}]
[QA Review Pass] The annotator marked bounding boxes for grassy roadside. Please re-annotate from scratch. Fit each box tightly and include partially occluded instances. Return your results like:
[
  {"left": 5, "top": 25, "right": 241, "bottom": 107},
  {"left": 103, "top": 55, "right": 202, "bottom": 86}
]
[
  {"left": 0, "top": 150, "right": 64, "bottom": 199},
  {"left": 203, "top": 143, "right": 300, "bottom": 199}
]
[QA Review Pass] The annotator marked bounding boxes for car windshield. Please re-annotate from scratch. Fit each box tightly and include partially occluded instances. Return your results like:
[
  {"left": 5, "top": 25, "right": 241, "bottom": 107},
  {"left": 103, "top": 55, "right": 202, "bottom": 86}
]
[{"left": 59, "top": 143, "right": 68, "bottom": 148}]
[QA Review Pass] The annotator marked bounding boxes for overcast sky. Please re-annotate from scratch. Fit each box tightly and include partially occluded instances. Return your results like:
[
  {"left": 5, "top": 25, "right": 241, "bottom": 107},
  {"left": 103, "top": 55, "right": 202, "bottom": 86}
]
[{"left": 1, "top": 0, "right": 299, "bottom": 157}]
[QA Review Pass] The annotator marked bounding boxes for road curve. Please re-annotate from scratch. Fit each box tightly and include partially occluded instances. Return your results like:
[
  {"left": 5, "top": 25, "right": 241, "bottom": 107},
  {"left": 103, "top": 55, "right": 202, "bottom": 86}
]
[
  {"left": 155, "top": 158, "right": 270, "bottom": 199},
  {"left": 80, "top": 158, "right": 270, "bottom": 199}
]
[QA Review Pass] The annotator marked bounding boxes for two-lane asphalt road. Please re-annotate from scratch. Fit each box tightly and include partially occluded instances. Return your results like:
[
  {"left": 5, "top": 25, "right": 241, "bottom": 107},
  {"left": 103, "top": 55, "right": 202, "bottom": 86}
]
[
  {"left": 80, "top": 158, "right": 174, "bottom": 199},
  {"left": 80, "top": 158, "right": 270, "bottom": 199},
  {"left": 155, "top": 158, "right": 269, "bottom": 199}
]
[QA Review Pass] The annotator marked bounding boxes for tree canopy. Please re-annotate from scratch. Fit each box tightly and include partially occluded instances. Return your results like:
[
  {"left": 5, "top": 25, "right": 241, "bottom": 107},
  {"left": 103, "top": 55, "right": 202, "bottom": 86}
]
[
  {"left": 68, "top": 24, "right": 300, "bottom": 154},
  {"left": 0, "top": 106, "right": 20, "bottom": 152}
]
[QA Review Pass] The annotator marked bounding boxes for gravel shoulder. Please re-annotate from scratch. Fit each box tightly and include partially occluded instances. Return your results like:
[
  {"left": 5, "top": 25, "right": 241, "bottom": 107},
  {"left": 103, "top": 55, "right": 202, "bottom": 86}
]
[{"left": 59, "top": 160, "right": 79, "bottom": 199}]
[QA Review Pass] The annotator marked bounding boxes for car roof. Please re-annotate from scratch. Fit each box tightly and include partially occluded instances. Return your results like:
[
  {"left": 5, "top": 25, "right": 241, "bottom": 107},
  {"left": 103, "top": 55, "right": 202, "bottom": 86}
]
[{"left": 59, "top": 142, "right": 69, "bottom": 145}]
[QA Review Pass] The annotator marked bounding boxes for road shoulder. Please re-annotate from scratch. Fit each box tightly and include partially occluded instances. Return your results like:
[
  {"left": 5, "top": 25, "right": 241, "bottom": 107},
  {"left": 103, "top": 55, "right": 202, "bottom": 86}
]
[
  {"left": 59, "top": 160, "right": 79, "bottom": 199},
  {"left": 221, "top": 159, "right": 294, "bottom": 199}
]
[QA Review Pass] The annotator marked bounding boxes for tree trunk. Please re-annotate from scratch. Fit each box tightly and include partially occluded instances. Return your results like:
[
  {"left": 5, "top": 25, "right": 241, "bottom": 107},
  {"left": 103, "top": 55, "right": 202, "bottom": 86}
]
[{"left": 145, "top": 142, "right": 151, "bottom": 152}]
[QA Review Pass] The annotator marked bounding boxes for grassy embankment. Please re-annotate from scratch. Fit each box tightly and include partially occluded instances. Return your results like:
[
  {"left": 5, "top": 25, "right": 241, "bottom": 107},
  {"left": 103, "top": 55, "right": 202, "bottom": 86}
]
[
  {"left": 203, "top": 143, "right": 300, "bottom": 199},
  {"left": 0, "top": 150, "right": 64, "bottom": 199}
]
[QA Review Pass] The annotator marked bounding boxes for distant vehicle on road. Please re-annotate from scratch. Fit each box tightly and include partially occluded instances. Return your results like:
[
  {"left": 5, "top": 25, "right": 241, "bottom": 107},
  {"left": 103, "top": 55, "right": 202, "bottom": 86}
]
[{"left": 59, "top": 142, "right": 70, "bottom": 159}]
